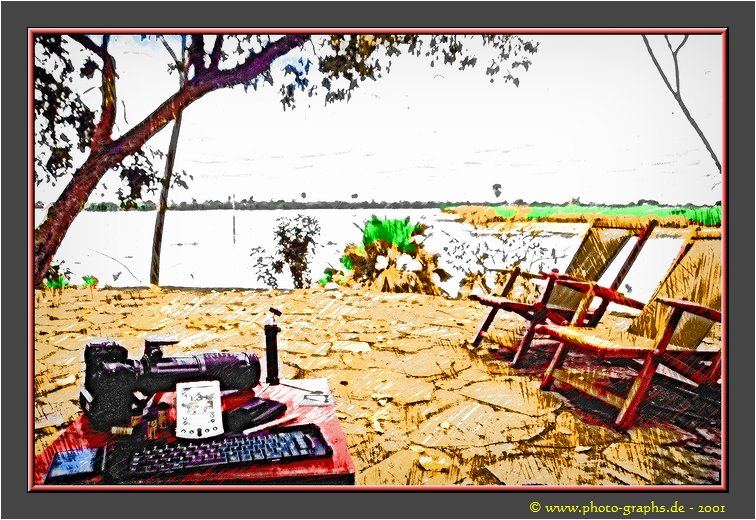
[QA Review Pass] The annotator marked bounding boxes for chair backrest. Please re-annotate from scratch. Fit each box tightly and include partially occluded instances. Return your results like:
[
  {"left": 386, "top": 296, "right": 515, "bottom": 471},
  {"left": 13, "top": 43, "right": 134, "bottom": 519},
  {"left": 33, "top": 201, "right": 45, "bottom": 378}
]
[
  {"left": 548, "top": 219, "right": 651, "bottom": 311},
  {"left": 626, "top": 228, "right": 722, "bottom": 349}
]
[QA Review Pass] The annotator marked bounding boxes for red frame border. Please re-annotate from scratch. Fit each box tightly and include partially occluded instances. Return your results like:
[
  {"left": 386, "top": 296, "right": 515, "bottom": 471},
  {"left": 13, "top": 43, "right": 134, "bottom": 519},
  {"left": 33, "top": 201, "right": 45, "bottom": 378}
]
[{"left": 28, "top": 28, "right": 729, "bottom": 493}]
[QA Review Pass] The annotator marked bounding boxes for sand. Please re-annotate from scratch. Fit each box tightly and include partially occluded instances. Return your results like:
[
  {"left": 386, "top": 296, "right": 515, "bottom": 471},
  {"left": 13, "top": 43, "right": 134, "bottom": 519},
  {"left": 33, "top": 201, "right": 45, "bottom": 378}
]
[{"left": 34, "top": 286, "right": 721, "bottom": 486}]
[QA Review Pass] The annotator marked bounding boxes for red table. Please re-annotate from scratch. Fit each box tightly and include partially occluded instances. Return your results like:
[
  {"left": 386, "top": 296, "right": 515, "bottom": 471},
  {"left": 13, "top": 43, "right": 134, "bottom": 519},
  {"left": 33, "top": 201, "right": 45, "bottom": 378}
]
[{"left": 33, "top": 382, "right": 355, "bottom": 487}]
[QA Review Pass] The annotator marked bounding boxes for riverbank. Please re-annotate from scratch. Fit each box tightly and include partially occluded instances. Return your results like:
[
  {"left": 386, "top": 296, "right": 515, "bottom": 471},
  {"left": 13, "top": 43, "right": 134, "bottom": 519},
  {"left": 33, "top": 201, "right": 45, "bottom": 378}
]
[
  {"left": 444, "top": 204, "right": 722, "bottom": 228},
  {"left": 34, "top": 286, "right": 721, "bottom": 485}
]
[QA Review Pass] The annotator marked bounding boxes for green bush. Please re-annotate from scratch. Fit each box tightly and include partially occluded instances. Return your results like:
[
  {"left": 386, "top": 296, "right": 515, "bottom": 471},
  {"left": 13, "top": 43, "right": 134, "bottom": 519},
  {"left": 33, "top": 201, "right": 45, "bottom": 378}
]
[{"left": 362, "top": 216, "right": 418, "bottom": 253}]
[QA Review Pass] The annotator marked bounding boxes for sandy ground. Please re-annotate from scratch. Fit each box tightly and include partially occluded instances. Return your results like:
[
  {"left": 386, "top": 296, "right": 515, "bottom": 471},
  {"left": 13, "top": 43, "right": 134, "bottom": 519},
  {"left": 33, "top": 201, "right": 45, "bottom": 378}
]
[{"left": 34, "top": 286, "right": 721, "bottom": 486}]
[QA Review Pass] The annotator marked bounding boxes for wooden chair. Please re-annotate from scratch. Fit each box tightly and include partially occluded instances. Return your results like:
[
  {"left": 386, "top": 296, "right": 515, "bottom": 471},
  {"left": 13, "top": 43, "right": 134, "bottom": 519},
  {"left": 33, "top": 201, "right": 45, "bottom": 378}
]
[
  {"left": 536, "top": 228, "right": 722, "bottom": 430},
  {"left": 469, "top": 219, "right": 658, "bottom": 367}
]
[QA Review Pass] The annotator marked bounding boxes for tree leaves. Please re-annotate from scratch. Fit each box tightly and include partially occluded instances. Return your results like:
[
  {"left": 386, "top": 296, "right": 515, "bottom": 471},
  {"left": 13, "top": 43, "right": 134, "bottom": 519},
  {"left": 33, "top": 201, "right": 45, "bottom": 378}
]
[
  {"left": 34, "top": 35, "right": 96, "bottom": 184},
  {"left": 113, "top": 150, "right": 160, "bottom": 209}
]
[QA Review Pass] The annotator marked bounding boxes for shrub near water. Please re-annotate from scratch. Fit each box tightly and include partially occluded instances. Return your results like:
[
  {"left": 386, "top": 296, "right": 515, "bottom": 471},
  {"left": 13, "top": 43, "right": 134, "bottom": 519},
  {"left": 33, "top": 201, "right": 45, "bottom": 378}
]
[
  {"left": 251, "top": 215, "right": 321, "bottom": 289},
  {"left": 361, "top": 216, "right": 418, "bottom": 253},
  {"left": 322, "top": 216, "right": 450, "bottom": 295}
]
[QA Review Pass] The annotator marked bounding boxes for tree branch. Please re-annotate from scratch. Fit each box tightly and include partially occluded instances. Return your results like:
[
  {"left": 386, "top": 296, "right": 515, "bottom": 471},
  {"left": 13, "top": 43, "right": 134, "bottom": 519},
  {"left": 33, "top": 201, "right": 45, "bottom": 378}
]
[
  {"left": 664, "top": 35, "right": 675, "bottom": 55},
  {"left": 107, "top": 34, "right": 310, "bottom": 165},
  {"left": 195, "top": 34, "right": 310, "bottom": 90},
  {"left": 157, "top": 35, "right": 180, "bottom": 67},
  {"left": 675, "top": 35, "right": 689, "bottom": 54},
  {"left": 209, "top": 35, "right": 224, "bottom": 70},
  {"left": 187, "top": 35, "right": 206, "bottom": 77},
  {"left": 642, "top": 35, "right": 721, "bottom": 173},
  {"left": 642, "top": 35, "right": 676, "bottom": 96},
  {"left": 89, "top": 35, "right": 117, "bottom": 152},
  {"left": 69, "top": 34, "right": 105, "bottom": 58}
]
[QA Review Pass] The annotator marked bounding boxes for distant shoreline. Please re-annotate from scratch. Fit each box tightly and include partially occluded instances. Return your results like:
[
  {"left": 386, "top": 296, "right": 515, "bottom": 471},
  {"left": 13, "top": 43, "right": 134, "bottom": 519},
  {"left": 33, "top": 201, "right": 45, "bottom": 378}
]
[
  {"left": 82, "top": 200, "right": 470, "bottom": 212},
  {"left": 55, "top": 199, "right": 721, "bottom": 213}
]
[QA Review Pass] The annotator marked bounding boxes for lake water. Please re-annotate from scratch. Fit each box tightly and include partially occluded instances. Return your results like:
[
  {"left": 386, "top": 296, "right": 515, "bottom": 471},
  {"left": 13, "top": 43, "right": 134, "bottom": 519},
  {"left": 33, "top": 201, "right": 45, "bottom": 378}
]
[{"left": 35, "top": 208, "right": 685, "bottom": 301}]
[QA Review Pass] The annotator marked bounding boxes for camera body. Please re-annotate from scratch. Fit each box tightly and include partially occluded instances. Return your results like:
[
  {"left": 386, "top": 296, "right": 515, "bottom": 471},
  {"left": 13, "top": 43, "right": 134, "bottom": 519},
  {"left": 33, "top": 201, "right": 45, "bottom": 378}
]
[{"left": 80, "top": 337, "right": 260, "bottom": 430}]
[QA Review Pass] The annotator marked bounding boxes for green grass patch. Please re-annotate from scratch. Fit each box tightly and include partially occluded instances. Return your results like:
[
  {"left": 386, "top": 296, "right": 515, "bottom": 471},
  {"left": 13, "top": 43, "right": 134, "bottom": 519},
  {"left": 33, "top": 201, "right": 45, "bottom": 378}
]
[
  {"left": 44, "top": 275, "right": 70, "bottom": 290},
  {"left": 340, "top": 255, "right": 353, "bottom": 271},
  {"left": 317, "top": 272, "right": 332, "bottom": 287},
  {"left": 492, "top": 207, "right": 517, "bottom": 219},
  {"left": 491, "top": 204, "right": 720, "bottom": 227}
]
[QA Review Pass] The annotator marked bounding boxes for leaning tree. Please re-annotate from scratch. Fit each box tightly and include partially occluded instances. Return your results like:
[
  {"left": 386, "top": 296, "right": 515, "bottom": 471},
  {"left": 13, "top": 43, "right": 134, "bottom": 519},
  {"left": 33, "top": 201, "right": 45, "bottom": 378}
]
[
  {"left": 34, "top": 34, "right": 538, "bottom": 287},
  {"left": 149, "top": 35, "right": 190, "bottom": 286}
]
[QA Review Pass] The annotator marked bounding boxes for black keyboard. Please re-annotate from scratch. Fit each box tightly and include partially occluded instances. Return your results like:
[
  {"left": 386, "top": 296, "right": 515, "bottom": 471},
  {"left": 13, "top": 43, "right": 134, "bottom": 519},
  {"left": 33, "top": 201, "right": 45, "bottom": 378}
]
[{"left": 104, "top": 424, "right": 332, "bottom": 483}]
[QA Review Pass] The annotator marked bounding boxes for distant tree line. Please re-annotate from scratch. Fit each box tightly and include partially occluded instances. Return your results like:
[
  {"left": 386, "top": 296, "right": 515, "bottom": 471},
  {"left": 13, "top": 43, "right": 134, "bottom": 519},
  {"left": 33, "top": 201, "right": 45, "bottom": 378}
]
[
  {"left": 84, "top": 199, "right": 487, "bottom": 211},
  {"left": 80, "top": 198, "right": 721, "bottom": 212}
]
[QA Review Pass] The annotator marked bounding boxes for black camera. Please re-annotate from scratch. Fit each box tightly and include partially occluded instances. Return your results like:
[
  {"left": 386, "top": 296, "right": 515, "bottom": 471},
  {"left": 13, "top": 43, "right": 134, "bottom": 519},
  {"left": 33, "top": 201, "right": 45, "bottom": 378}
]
[{"left": 80, "top": 337, "right": 260, "bottom": 430}]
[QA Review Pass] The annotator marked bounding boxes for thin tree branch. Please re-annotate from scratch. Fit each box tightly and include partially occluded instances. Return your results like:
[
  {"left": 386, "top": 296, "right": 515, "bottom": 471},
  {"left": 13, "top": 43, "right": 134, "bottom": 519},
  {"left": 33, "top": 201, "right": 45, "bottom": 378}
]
[
  {"left": 90, "top": 35, "right": 117, "bottom": 152},
  {"left": 664, "top": 35, "right": 675, "bottom": 55},
  {"left": 69, "top": 34, "right": 105, "bottom": 57},
  {"left": 193, "top": 34, "right": 310, "bottom": 90},
  {"left": 675, "top": 35, "right": 689, "bottom": 54},
  {"left": 642, "top": 35, "right": 721, "bottom": 173},
  {"left": 89, "top": 248, "right": 142, "bottom": 283},
  {"left": 187, "top": 35, "right": 206, "bottom": 78},
  {"left": 662, "top": 35, "right": 682, "bottom": 93},
  {"left": 209, "top": 35, "right": 224, "bottom": 70},
  {"left": 180, "top": 35, "right": 188, "bottom": 82},
  {"left": 157, "top": 35, "right": 180, "bottom": 67},
  {"left": 642, "top": 35, "right": 676, "bottom": 96}
]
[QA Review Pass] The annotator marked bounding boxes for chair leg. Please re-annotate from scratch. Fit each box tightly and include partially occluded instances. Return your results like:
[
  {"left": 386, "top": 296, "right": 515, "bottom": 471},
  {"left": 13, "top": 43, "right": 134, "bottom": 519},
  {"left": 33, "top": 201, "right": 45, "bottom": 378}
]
[
  {"left": 511, "top": 320, "right": 539, "bottom": 368},
  {"left": 471, "top": 307, "right": 499, "bottom": 347},
  {"left": 704, "top": 354, "right": 721, "bottom": 384},
  {"left": 615, "top": 353, "right": 660, "bottom": 430},
  {"left": 541, "top": 343, "right": 569, "bottom": 390}
]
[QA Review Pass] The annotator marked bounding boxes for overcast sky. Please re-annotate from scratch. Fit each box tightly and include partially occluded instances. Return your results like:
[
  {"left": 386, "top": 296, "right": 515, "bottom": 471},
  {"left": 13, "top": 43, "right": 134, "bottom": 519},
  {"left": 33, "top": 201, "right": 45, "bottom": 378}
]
[{"left": 37, "top": 34, "right": 724, "bottom": 206}]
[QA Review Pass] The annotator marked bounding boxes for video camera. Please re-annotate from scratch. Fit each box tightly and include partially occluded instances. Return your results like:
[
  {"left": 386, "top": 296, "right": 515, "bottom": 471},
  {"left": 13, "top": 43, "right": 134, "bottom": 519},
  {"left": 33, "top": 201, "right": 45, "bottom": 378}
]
[{"left": 80, "top": 336, "right": 261, "bottom": 430}]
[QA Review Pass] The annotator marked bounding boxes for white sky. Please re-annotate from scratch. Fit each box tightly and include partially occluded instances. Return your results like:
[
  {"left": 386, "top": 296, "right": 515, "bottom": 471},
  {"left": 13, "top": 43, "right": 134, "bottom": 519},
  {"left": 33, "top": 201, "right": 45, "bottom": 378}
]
[{"left": 37, "top": 34, "right": 724, "bottom": 206}]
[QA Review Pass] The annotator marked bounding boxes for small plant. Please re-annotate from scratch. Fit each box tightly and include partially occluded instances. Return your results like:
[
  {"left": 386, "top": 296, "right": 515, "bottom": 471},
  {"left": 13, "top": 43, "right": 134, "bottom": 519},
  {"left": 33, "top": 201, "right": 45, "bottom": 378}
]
[
  {"left": 82, "top": 274, "right": 99, "bottom": 298},
  {"left": 82, "top": 275, "right": 99, "bottom": 288},
  {"left": 42, "top": 261, "right": 72, "bottom": 290},
  {"left": 317, "top": 267, "right": 346, "bottom": 287},
  {"left": 40, "top": 261, "right": 72, "bottom": 306},
  {"left": 251, "top": 214, "right": 321, "bottom": 289}
]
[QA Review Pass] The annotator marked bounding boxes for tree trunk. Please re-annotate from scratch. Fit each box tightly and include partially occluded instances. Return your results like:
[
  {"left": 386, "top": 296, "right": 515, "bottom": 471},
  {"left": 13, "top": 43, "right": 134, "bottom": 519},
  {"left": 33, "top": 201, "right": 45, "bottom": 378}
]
[
  {"left": 33, "top": 34, "right": 309, "bottom": 287},
  {"left": 34, "top": 156, "right": 117, "bottom": 286},
  {"left": 149, "top": 111, "right": 183, "bottom": 285},
  {"left": 33, "top": 84, "right": 205, "bottom": 287}
]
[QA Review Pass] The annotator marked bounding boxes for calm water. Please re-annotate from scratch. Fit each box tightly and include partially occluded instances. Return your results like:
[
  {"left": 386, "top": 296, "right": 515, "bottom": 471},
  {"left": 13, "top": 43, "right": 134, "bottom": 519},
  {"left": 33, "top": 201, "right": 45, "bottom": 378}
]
[{"left": 35, "top": 208, "right": 684, "bottom": 300}]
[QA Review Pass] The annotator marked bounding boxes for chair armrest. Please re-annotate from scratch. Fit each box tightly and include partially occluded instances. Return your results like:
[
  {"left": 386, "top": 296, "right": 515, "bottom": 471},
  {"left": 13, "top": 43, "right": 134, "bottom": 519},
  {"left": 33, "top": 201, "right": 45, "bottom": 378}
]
[
  {"left": 657, "top": 297, "right": 722, "bottom": 322},
  {"left": 540, "top": 270, "right": 588, "bottom": 286},
  {"left": 489, "top": 267, "right": 543, "bottom": 280},
  {"left": 590, "top": 285, "right": 646, "bottom": 310},
  {"left": 541, "top": 271, "right": 646, "bottom": 311}
]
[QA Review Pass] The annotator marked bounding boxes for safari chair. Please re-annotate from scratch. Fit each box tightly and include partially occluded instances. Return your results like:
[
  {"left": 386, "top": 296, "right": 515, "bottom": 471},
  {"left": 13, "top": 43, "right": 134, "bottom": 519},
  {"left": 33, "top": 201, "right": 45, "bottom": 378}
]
[
  {"left": 535, "top": 228, "right": 722, "bottom": 430},
  {"left": 469, "top": 219, "right": 658, "bottom": 367}
]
